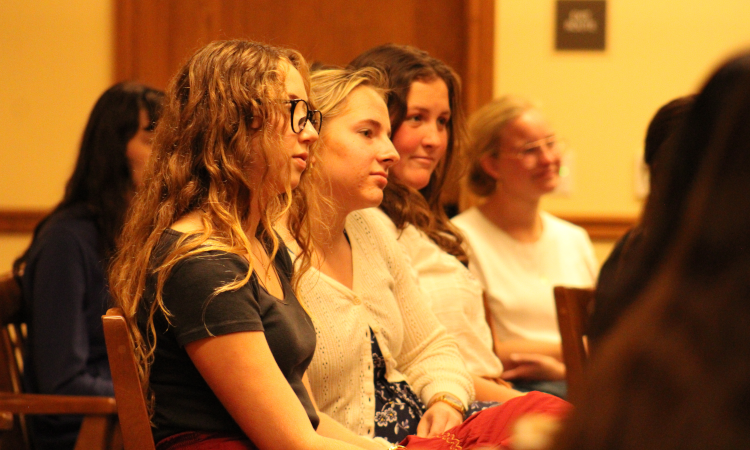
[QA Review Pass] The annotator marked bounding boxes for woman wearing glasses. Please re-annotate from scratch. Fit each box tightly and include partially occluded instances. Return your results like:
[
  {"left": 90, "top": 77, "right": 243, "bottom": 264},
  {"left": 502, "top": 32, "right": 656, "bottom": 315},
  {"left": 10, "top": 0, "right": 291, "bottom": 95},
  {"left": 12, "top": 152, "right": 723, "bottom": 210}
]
[
  {"left": 452, "top": 96, "right": 597, "bottom": 397},
  {"left": 109, "top": 40, "right": 389, "bottom": 450}
]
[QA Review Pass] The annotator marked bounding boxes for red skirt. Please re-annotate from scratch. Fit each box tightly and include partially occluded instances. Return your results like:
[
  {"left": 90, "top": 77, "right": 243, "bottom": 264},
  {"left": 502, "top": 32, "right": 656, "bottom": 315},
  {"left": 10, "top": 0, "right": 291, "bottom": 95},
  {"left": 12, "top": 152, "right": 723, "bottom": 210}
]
[
  {"left": 157, "top": 431, "right": 257, "bottom": 450},
  {"left": 157, "top": 391, "right": 570, "bottom": 450},
  {"left": 399, "top": 391, "right": 571, "bottom": 450}
]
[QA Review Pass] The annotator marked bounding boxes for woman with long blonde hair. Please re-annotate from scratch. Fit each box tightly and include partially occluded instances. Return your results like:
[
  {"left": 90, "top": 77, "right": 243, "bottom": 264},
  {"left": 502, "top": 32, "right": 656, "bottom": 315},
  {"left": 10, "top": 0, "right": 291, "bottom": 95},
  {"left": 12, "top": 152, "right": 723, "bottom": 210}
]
[{"left": 109, "top": 40, "right": 385, "bottom": 450}]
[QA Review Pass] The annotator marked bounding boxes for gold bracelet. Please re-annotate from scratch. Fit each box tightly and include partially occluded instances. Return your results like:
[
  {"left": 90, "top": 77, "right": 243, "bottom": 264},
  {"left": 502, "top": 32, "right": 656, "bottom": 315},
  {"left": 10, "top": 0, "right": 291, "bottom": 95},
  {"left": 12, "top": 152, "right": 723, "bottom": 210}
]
[
  {"left": 427, "top": 392, "right": 466, "bottom": 416},
  {"left": 387, "top": 445, "right": 406, "bottom": 450}
]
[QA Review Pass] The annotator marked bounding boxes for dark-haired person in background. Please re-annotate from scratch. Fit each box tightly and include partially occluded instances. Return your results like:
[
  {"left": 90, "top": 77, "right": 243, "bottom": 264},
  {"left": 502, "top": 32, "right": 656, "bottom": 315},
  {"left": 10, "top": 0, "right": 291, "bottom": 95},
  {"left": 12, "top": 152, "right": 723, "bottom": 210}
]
[
  {"left": 588, "top": 94, "right": 695, "bottom": 350},
  {"left": 13, "top": 82, "right": 163, "bottom": 450},
  {"left": 551, "top": 50, "right": 750, "bottom": 450}
]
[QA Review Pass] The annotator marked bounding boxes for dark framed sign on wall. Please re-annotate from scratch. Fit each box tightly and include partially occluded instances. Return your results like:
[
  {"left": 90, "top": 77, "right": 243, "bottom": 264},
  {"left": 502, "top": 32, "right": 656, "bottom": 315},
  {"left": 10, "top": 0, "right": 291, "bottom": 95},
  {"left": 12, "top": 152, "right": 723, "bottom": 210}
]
[{"left": 556, "top": 0, "right": 606, "bottom": 50}]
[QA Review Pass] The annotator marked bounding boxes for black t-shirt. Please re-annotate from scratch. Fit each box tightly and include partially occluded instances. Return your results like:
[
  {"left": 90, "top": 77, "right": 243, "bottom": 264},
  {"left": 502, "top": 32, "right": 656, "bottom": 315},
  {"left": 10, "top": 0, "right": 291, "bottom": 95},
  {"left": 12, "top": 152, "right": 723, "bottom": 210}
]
[{"left": 141, "top": 229, "right": 319, "bottom": 443}]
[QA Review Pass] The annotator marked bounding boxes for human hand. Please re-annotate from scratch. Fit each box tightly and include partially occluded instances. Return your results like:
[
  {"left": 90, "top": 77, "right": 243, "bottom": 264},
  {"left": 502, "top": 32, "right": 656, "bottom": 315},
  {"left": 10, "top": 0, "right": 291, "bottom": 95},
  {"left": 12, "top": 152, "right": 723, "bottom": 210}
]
[
  {"left": 415, "top": 401, "right": 463, "bottom": 438},
  {"left": 500, "top": 353, "right": 566, "bottom": 381}
]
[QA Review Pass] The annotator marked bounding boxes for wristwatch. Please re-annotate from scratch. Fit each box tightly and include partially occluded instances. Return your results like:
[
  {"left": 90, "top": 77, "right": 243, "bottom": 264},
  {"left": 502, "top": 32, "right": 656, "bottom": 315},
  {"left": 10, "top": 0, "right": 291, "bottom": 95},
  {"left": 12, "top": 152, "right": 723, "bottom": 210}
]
[{"left": 427, "top": 392, "right": 466, "bottom": 416}]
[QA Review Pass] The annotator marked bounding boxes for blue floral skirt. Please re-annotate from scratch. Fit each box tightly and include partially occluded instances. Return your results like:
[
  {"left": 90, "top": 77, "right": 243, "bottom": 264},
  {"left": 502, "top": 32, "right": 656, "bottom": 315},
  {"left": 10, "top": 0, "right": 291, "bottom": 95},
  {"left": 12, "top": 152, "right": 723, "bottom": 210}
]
[{"left": 370, "top": 329, "right": 496, "bottom": 443}]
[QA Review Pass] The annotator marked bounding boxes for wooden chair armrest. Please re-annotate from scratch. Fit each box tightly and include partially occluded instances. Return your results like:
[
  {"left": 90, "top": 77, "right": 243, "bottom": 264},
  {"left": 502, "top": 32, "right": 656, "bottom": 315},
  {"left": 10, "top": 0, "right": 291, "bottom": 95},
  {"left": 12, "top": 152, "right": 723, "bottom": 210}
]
[
  {"left": 0, "top": 392, "right": 117, "bottom": 415},
  {"left": 0, "top": 411, "right": 12, "bottom": 430}
]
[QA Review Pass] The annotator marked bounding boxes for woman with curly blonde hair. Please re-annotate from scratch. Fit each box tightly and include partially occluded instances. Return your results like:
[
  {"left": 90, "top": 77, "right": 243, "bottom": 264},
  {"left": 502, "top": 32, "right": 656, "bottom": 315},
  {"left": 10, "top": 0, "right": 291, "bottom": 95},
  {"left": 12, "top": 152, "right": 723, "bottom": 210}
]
[{"left": 108, "top": 40, "right": 383, "bottom": 450}]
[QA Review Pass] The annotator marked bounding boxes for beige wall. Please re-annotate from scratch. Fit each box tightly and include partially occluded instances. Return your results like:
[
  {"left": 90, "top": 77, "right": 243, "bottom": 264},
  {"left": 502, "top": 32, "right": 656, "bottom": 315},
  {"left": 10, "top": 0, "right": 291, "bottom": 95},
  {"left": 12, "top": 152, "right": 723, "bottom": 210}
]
[
  {"left": 2, "top": 1, "right": 750, "bottom": 270},
  {"left": 0, "top": 0, "right": 113, "bottom": 270},
  {"left": 495, "top": 0, "right": 750, "bottom": 219},
  {"left": 494, "top": 0, "right": 750, "bottom": 263}
]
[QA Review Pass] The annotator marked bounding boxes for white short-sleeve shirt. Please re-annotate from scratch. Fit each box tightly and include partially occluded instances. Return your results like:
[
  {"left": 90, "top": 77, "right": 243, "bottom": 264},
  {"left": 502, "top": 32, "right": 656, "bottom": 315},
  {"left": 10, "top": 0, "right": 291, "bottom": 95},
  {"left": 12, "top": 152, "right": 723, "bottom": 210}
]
[{"left": 452, "top": 208, "right": 598, "bottom": 344}]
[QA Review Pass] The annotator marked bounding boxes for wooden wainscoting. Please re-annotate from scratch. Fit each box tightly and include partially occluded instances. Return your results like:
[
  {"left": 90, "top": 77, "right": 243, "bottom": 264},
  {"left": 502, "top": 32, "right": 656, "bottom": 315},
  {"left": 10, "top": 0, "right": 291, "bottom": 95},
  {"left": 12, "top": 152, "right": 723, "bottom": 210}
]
[
  {"left": 558, "top": 215, "right": 637, "bottom": 240},
  {"left": 0, "top": 209, "right": 635, "bottom": 240},
  {"left": 0, "top": 210, "right": 46, "bottom": 234}
]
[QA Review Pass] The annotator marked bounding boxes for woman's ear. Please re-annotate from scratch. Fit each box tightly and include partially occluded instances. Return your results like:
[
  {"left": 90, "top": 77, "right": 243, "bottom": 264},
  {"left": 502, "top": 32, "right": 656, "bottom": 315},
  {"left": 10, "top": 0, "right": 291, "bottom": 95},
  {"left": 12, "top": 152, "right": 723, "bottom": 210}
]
[{"left": 479, "top": 153, "right": 501, "bottom": 181}]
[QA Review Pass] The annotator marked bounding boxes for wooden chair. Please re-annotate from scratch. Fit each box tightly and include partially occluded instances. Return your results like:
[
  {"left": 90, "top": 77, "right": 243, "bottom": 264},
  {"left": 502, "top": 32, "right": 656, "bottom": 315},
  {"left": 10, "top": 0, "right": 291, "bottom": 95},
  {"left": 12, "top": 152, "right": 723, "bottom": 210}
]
[
  {"left": 0, "top": 271, "right": 121, "bottom": 450},
  {"left": 553, "top": 285, "right": 595, "bottom": 404},
  {"left": 102, "top": 307, "right": 156, "bottom": 450}
]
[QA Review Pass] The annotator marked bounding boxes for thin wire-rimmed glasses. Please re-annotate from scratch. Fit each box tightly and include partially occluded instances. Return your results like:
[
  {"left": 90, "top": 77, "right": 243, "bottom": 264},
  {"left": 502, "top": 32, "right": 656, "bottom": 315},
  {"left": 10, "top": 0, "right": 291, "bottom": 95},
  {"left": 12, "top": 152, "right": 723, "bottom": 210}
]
[
  {"left": 501, "top": 135, "right": 564, "bottom": 169},
  {"left": 287, "top": 99, "right": 322, "bottom": 134}
]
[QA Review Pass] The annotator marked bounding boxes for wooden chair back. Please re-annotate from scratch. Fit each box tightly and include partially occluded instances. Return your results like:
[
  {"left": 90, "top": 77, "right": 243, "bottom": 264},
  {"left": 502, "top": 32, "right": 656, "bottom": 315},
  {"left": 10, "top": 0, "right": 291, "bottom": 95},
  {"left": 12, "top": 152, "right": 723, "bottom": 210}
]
[
  {"left": 102, "top": 308, "right": 156, "bottom": 450},
  {"left": 0, "top": 271, "right": 121, "bottom": 450},
  {"left": 0, "top": 271, "right": 29, "bottom": 448},
  {"left": 553, "top": 286, "right": 595, "bottom": 404}
]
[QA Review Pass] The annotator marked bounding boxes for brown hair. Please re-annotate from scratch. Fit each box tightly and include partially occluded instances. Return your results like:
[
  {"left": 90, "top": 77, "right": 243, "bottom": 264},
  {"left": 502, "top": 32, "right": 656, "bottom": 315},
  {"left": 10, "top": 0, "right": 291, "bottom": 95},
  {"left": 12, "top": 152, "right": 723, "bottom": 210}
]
[
  {"left": 349, "top": 43, "right": 468, "bottom": 263},
  {"left": 108, "top": 40, "right": 316, "bottom": 414}
]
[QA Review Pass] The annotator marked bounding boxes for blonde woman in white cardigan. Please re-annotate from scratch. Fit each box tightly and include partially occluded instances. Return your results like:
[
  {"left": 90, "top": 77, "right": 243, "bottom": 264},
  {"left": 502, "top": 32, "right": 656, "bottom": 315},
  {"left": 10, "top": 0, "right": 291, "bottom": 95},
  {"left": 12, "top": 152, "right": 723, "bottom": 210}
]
[
  {"left": 285, "top": 67, "right": 571, "bottom": 449},
  {"left": 296, "top": 67, "right": 474, "bottom": 444}
]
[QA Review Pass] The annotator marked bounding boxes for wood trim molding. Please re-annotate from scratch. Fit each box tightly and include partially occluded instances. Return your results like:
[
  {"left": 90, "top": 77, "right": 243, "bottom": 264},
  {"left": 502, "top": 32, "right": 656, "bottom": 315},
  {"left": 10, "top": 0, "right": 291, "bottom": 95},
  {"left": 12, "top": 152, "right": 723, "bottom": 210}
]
[
  {"left": 0, "top": 209, "right": 636, "bottom": 240},
  {"left": 0, "top": 210, "right": 47, "bottom": 234},
  {"left": 113, "top": 0, "right": 135, "bottom": 83},
  {"left": 464, "top": 0, "right": 495, "bottom": 114},
  {"left": 559, "top": 215, "right": 637, "bottom": 241}
]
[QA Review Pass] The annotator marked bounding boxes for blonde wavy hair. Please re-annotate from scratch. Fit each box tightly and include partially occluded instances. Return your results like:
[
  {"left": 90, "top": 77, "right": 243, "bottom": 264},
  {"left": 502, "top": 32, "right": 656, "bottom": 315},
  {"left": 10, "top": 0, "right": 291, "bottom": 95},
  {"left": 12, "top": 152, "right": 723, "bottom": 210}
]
[
  {"left": 466, "top": 95, "right": 534, "bottom": 196},
  {"left": 108, "top": 40, "right": 317, "bottom": 414},
  {"left": 310, "top": 67, "right": 388, "bottom": 121}
]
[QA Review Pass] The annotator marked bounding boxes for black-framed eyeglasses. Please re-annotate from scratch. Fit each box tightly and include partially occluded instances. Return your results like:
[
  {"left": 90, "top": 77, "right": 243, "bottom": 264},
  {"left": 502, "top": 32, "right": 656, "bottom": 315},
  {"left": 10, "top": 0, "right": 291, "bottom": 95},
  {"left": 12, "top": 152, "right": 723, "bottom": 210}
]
[{"left": 287, "top": 99, "right": 323, "bottom": 134}]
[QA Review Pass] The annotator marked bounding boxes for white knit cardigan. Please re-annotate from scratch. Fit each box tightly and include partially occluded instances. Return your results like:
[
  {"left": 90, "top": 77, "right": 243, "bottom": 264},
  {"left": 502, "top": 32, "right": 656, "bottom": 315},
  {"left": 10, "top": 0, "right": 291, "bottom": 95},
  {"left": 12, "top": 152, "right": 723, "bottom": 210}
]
[{"left": 299, "top": 208, "right": 474, "bottom": 438}]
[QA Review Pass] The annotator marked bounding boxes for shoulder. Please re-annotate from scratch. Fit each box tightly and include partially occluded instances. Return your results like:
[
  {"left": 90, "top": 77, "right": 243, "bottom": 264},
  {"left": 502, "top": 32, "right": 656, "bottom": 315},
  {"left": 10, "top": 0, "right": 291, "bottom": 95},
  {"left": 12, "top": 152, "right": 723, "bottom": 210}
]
[
  {"left": 27, "top": 208, "right": 100, "bottom": 261},
  {"left": 451, "top": 207, "right": 483, "bottom": 231},
  {"left": 346, "top": 209, "right": 409, "bottom": 268},
  {"left": 346, "top": 208, "right": 396, "bottom": 242},
  {"left": 155, "top": 236, "right": 261, "bottom": 316},
  {"left": 367, "top": 207, "right": 400, "bottom": 235},
  {"left": 38, "top": 207, "right": 98, "bottom": 242},
  {"left": 541, "top": 212, "right": 598, "bottom": 272},
  {"left": 163, "top": 235, "right": 248, "bottom": 282},
  {"left": 451, "top": 208, "right": 495, "bottom": 249},
  {"left": 541, "top": 211, "right": 591, "bottom": 243},
  {"left": 150, "top": 231, "right": 250, "bottom": 298},
  {"left": 367, "top": 207, "right": 437, "bottom": 253}
]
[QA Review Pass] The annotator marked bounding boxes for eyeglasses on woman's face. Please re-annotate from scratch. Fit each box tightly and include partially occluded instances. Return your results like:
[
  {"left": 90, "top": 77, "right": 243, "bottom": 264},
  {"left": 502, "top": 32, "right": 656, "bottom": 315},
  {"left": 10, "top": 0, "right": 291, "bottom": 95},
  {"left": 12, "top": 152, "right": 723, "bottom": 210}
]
[
  {"left": 287, "top": 99, "right": 323, "bottom": 134},
  {"left": 501, "top": 135, "right": 563, "bottom": 169}
]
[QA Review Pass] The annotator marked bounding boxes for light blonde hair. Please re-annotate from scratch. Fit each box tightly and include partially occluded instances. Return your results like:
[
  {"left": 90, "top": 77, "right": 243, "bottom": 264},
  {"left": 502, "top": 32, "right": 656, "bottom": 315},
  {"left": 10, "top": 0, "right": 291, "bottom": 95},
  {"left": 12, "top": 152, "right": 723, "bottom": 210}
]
[
  {"left": 108, "top": 40, "right": 316, "bottom": 415},
  {"left": 467, "top": 95, "right": 534, "bottom": 197},
  {"left": 310, "top": 67, "right": 389, "bottom": 120}
]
